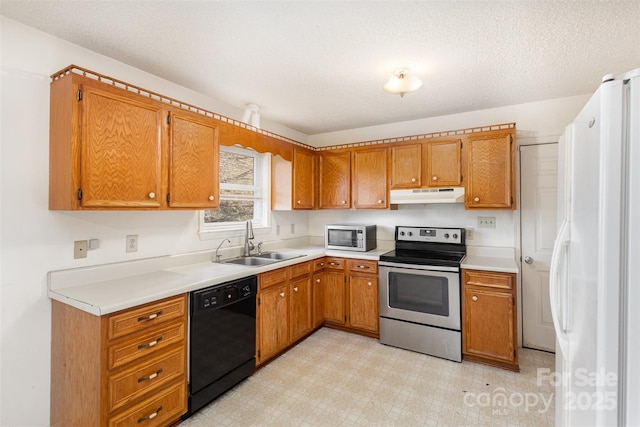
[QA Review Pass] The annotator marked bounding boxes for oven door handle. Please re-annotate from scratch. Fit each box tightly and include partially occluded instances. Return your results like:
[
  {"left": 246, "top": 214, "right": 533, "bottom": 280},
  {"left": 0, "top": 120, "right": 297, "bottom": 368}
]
[{"left": 378, "top": 261, "right": 459, "bottom": 273}]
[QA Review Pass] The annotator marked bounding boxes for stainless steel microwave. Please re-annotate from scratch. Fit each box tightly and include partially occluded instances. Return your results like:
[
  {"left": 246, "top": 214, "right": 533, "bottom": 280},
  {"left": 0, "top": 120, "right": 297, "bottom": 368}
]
[{"left": 325, "top": 224, "right": 377, "bottom": 252}]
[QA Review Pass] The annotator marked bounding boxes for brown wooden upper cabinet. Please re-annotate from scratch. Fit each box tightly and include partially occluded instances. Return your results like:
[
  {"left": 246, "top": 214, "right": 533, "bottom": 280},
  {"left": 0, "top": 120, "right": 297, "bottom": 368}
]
[
  {"left": 292, "top": 147, "right": 316, "bottom": 209},
  {"left": 352, "top": 146, "right": 388, "bottom": 209},
  {"left": 49, "top": 73, "right": 219, "bottom": 210},
  {"left": 389, "top": 143, "right": 422, "bottom": 189},
  {"left": 318, "top": 149, "right": 351, "bottom": 209},
  {"left": 465, "top": 129, "right": 516, "bottom": 209},
  {"left": 168, "top": 111, "right": 219, "bottom": 209},
  {"left": 423, "top": 139, "right": 462, "bottom": 187}
]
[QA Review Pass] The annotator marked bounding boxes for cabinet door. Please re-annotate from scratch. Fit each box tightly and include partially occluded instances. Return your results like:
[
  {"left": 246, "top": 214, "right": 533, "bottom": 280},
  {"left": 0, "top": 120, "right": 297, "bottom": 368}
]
[
  {"left": 80, "top": 85, "right": 163, "bottom": 208},
  {"left": 168, "top": 112, "right": 219, "bottom": 208},
  {"left": 292, "top": 148, "right": 315, "bottom": 209},
  {"left": 352, "top": 147, "right": 388, "bottom": 209},
  {"left": 318, "top": 150, "right": 351, "bottom": 209},
  {"left": 348, "top": 275, "right": 379, "bottom": 333},
  {"left": 425, "top": 139, "right": 461, "bottom": 187},
  {"left": 389, "top": 144, "right": 421, "bottom": 189},
  {"left": 323, "top": 270, "right": 346, "bottom": 325},
  {"left": 466, "top": 131, "right": 515, "bottom": 208},
  {"left": 463, "top": 287, "right": 515, "bottom": 363},
  {"left": 289, "top": 275, "right": 313, "bottom": 342},
  {"left": 259, "top": 284, "right": 288, "bottom": 362}
]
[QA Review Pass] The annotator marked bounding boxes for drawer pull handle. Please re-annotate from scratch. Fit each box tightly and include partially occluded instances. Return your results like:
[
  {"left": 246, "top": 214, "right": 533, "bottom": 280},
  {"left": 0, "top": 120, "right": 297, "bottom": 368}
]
[
  {"left": 137, "top": 368, "right": 163, "bottom": 383},
  {"left": 356, "top": 265, "right": 370, "bottom": 269},
  {"left": 329, "top": 262, "right": 338, "bottom": 266},
  {"left": 280, "top": 292, "right": 285, "bottom": 298},
  {"left": 138, "top": 406, "right": 163, "bottom": 423},
  {"left": 293, "top": 287, "right": 299, "bottom": 292},
  {"left": 138, "top": 336, "right": 163, "bottom": 350},
  {"left": 137, "top": 311, "right": 163, "bottom": 322},
  {"left": 316, "top": 279, "right": 320, "bottom": 283}
]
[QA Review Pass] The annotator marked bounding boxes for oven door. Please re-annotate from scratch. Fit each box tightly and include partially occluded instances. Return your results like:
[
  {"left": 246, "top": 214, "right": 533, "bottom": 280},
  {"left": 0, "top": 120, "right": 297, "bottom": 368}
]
[{"left": 379, "top": 262, "right": 460, "bottom": 331}]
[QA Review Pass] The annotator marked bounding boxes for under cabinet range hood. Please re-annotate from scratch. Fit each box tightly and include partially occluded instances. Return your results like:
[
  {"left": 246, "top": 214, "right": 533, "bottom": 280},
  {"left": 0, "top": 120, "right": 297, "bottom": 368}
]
[{"left": 389, "top": 187, "right": 465, "bottom": 204}]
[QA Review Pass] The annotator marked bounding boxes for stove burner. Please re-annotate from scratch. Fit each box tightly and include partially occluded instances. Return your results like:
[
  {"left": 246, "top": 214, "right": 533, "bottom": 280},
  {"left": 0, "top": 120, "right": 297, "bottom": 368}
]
[{"left": 380, "top": 226, "right": 467, "bottom": 268}]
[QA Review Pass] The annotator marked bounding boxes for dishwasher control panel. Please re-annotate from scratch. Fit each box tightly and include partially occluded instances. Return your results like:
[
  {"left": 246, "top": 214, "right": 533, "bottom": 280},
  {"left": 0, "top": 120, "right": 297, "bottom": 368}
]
[{"left": 191, "top": 276, "right": 257, "bottom": 313}]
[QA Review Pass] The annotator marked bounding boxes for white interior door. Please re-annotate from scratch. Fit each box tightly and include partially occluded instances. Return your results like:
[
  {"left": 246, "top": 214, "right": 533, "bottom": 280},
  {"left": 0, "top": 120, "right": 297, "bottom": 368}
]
[{"left": 520, "top": 143, "right": 557, "bottom": 352}]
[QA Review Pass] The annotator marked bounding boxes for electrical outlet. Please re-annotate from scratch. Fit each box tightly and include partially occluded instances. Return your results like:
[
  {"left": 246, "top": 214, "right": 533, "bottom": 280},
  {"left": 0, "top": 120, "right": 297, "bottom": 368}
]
[
  {"left": 74, "top": 240, "right": 88, "bottom": 259},
  {"left": 466, "top": 228, "right": 475, "bottom": 240},
  {"left": 478, "top": 217, "right": 496, "bottom": 228},
  {"left": 126, "top": 235, "right": 138, "bottom": 253}
]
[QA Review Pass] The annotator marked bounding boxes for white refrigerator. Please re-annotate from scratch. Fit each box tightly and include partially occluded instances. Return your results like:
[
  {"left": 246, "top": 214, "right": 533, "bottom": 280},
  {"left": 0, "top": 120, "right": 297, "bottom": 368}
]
[{"left": 551, "top": 68, "right": 639, "bottom": 426}]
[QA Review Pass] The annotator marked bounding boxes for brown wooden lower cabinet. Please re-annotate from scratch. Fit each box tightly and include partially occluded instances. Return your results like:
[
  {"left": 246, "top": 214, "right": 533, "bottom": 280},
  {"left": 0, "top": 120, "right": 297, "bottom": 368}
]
[
  {"left": 50, "top": 294, "right": 188, "bottom": 427},
  {"left": 462, "top": 269, "right": 519, "bottom": 371}
]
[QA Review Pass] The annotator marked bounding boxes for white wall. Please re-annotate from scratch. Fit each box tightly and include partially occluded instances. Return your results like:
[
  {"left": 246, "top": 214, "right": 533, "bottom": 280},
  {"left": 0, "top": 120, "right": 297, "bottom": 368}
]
[
  {"left": 0, "top": 17, "right": 308, "bottom": 426},
  {"left": 0, "top": 16, "right": 591, "bottom": 427}
]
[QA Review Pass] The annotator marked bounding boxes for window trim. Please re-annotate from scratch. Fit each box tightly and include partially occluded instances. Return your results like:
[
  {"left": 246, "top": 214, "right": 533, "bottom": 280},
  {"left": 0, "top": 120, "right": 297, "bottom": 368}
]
[{"left": 199, "top": 146, "right": 271, "bottom": 239}]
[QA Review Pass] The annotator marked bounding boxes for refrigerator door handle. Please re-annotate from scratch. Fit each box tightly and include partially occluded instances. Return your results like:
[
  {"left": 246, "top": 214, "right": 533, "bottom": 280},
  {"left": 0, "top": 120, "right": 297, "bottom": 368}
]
[{"left": 550, "top": 220, "right": 570, "bottom": 358}]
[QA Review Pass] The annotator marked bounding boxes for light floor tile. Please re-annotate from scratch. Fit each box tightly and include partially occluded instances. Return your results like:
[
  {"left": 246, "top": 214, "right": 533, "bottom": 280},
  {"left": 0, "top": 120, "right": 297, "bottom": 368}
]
[{"left": 182, "top": 328, "right": 555, "bottom": 426}]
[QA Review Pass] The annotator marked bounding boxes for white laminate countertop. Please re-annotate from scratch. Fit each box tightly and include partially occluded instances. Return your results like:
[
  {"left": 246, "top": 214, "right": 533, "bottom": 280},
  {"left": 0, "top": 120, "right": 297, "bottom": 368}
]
[
  {"left": 48, "top": 244, "right": 393, "bottom": 316},
  {"left": 460, "top": 246, "right": 519, "bottom": 274}
]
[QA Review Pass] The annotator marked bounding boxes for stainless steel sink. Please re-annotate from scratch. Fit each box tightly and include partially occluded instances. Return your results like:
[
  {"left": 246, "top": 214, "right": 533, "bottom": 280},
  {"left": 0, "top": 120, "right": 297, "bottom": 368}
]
[
  {"left": 221, "top": 252, "right": 305, "bottom": 267},
  {"left": 223, "top": 257, "right": 277, "bottom": 266},
  {"left": 255, "top": 252, "right": 305, "bottom": 261}
]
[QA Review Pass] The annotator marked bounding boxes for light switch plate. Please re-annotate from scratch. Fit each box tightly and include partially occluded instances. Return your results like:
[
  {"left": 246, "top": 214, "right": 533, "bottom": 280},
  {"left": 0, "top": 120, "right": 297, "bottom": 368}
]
[{"left": 74, "top": 240, "right": 88, "bottom": 259}]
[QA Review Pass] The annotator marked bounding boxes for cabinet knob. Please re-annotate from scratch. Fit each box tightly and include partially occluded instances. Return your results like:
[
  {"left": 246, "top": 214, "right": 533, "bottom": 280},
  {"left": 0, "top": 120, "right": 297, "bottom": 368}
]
[
  {"left": 293, "top": 287, "right": 299, "bottom": 292},
  {"left": 296, "top": 200, "right": 301, "bottom": 205},
  {"left": 472, "top": 295, "right": 478, "bottom": 302},
  {"left": 209, "top": 195, "right": 215, "bottom": 201},
  {"left": 432, "top": 176, "right": 438, "bottom": 181},
  {"left": 280, "top": 292, "right": 285, "bottom": 298},
  {"left": 377, "top": 199, "right": 383, "bottom": 204},
  {"left": 411, "top": 177, "right": 416, "bottom": 183},
  {"left": 367, "top": 281, "right": 372, "bottom": 287},
  {"left": 148, "top": 192, "right": 156, "bottom": 199},
  {"left": 474, "top": 197, "right": 480, "bottom": 203},
  {"left": 341, "top": 200, "right": 347, "bottom": 204},
  {"left": 316, "top": 278, "right": 320, "bottom": 283},
  {"left": 356, "top": 265, "right": 369, "bottom": 269}
]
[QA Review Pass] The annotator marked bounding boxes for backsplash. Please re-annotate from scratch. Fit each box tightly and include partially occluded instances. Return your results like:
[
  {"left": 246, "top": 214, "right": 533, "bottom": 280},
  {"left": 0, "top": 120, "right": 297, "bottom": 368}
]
[{"left": 308, "top": 204, "right": 515, "bottom": 248}]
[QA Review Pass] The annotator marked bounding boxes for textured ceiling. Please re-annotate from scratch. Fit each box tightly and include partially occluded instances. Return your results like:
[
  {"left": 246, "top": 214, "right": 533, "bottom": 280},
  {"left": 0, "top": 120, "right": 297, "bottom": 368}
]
[{"left": 1, "top": 1, "right": 639, "bottom": 136}]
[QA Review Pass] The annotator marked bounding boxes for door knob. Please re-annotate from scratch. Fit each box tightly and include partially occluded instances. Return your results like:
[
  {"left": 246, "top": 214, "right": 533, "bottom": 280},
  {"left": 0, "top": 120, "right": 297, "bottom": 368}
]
[{"left": 524, "top": 256, "right": 534, "bottom": 264}]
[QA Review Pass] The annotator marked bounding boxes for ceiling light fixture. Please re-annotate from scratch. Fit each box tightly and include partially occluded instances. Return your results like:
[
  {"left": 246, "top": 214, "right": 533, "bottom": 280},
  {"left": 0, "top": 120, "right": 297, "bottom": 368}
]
[{"left": 383, "top": 68, "right": 422, "bottom": 97}]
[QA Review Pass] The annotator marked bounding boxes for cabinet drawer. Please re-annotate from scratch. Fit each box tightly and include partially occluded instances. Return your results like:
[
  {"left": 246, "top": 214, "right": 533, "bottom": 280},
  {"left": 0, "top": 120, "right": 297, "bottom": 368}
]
[
  {"left": 463, "top": 270, "right": 514, "bottom": 291},
  {"left": 325, "top": 257, "right": 345, "bottom": 271},
  {"left": 107, "top": 295, "right": 187, "bottom": 341},
  {"left": 289, "top": 261, "right": 311, "bottom": 279},
  {"left": 346, "top": 259, "right": 378, "bottom": 274},
  {"left": 108, "top": 346, "right": 185, "bottom": 412},
  {"left": 108, "top": 322, "right": 186, "bottom": 370},
  {"left": 108, "top": 380, "right": 186, "bottom": 427},
  {"left": 313, "top": 258, "right": 326, "bottom": 271},
  {"left": 260, "top": 267, "right": 287, "bottom": 290}
]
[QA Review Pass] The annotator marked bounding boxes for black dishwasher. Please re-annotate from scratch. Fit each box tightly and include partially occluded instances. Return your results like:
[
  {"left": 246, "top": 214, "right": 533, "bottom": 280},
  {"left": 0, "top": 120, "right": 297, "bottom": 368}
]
[{"left": 185, "top": 275, "right": 257, "bottom": 418}]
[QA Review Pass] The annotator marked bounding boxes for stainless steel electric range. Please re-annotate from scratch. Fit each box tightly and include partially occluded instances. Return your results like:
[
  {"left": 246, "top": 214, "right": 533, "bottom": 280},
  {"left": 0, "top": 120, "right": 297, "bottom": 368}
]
[{"left": 378, "top": 226, "right": 466, "bottom": 362}]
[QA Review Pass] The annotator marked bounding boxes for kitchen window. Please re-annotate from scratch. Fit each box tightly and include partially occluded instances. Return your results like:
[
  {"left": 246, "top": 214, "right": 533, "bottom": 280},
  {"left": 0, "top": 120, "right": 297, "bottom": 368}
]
[{"left": 200, "top": 146, "right": 270, "bottom": 235}]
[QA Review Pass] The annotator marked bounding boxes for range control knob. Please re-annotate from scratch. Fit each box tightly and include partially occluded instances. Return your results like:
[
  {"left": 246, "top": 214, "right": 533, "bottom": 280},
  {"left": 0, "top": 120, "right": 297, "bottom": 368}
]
[
  {"left": 453, "top": 233, "right": 458, "bottom": 239},
  {"left": 407, "top": 231, "right": 413, "bottom": 236},
  {"left": 444, "top": 233, "right": 450, "bottom": 239},
  {"left": 400, "top": 231, "right": 405, "bottom": 236}
]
